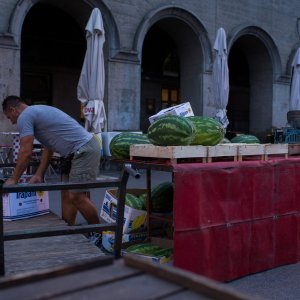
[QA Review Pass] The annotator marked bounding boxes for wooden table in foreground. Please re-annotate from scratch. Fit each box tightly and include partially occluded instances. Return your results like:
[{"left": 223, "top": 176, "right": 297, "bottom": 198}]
[
  {"left": 4, "top": 212, "right": 106, "bottom": 275},
  {"left": 0, "top": 255, "right": 256, "bottom": 300},
  {"left": 0, "top": 166, "right": 136, "bottom": 276}
]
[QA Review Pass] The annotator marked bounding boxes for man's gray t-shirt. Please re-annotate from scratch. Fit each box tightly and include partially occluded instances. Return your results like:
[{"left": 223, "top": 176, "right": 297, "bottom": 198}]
[{"left": 17, "top": 105, "right": 93, "bottom": 156}]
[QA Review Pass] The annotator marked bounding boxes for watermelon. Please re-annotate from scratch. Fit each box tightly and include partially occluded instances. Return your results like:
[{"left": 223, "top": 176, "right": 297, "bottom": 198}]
[
  {"left": 147, "top": 115, "right": 195, "bottom": 146},
  {"left": 125, "top": 243, "right": 161, "bottom": 255},
  {"left": 151, "top": 182, "right": 173, "bottom": 213},
  {"left": 125, "top": 193, "right": 144, "bottom": 210},
  {"left": 109, "top": 132, "right": 151, "bottom": 159},
  {"left": 138, "top": 193, "right": 147, "bottom": 210},
  {"left": 126, "top": 242, "right": 173, "bottom": 257},
  {"left": 187, "top": 116, "right": 225, "bottom": 146},
  {"left": 150, "top": 247, "right": 173, "bottom": 257},
  {"left": 231, "top": 134, "right": 260, "bottom": 144}
]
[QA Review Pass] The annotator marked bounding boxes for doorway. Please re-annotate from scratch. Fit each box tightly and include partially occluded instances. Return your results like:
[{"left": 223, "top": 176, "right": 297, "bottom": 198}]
[
  {"left": 140, "top": 25, "right": 180, "bottom": 132},
  {"left": 21, "top": 3, "right": 85, "bottom": 120}
]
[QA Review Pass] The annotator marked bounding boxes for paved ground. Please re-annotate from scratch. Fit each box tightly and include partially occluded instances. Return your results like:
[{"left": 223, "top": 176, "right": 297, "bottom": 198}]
[
  {"left": 227, "top": 262, "right": 300, "bottom": 299},
  {"left": 48, "top": 167, "right": 300, "bottom": 300}
]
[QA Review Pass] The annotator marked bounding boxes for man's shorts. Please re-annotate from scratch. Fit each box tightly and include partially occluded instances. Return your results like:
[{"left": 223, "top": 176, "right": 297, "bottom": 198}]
[{"left": 69, "top": 135, "right": 101, "bottom": 189}]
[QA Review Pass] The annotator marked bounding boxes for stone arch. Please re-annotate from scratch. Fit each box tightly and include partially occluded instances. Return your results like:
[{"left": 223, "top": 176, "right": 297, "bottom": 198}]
[
  {"left": 5, "top": 0, "right": 121, "bottom": 122},
  {"left": 133, "top": 5, "right": 212, "bottom": 128},
  {"left": 228, "top": 25, "right": 282, "bottom": 81},
  {"left": 227, "top": 25, "right": 281, "bottom": 139},
  {"left": 8, "top": 0, "right": 120, "bottom": 55},
  {"left": 133, "top": 5, "right": 212, "bottom": 71}
]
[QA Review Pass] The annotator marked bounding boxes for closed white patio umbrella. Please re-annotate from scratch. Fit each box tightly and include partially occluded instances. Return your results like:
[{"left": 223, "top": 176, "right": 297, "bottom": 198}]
[
  {"left": 213, "top": 27, "right": 229, "bottom": 129},
  {"left": 78, "top": 8, "right": 107, "bottom": 133},
  {"left": 290, "top": 47, "right": 300, "bottom": 111}
]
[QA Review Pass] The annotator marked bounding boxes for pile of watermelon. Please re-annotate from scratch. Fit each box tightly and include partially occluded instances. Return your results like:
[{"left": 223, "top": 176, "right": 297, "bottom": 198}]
[
  {"left": 187, "top": 116, "right": 225, "bottom": 146},
  {"left": 125, "top": 182, "right": 173, "bottom": 214},
  {"left": 125, "top": 192, "right": 146, "bottom": 210},
  {"left": 151, "top": 182, "right": 173, "bottom": 213},
  {"left": 109, "top": 115, "right": 229, "bottom": 159},
  {"left": 109, "top": 132, "right": 150, "bottom": 159},
  {"left": 230, "top": 134, "right": 260, "bottom": 144},
  {"left": 125, "top": 242, "right": 173, "bottom": 258},
  {"left": 147, "top": 115, "right": 195, "bottom": 146},
  {"left": 147, "top": 115, "right": 224, "bottom": 146}
]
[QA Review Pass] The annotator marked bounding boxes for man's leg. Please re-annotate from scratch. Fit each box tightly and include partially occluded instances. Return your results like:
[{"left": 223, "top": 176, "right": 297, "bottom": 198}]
[
  {"left": 61, "top": 190, "right": 78, "bottom": 225},
  {"left": 68, "top": 135, "right": 101, "bottom": 225},
  {"left": 68, "top": 190, "right": 100, "bottom": 224},
  {"left": 61, "top": 172, "right": 77, "bottom": 225}
]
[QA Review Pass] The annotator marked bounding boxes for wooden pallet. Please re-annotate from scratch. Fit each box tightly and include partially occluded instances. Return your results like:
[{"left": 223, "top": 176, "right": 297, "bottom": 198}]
[
  {"left": 264, "top": 143, "right": 288, "bottom": 160},
  {"left": 3, "top": 212, "right": 106, "bottom": 275},
  {"left": 207, "top": 144, "right": 239, "bottom": 162},
  {"left": 238, "top": 144, "right": 265, "bottom": 161},
  {"left": 130, "top": 143, "right": 289, "bottom": 164},
  {"left": 130, "top": 144, "right": 208, "bottom": 164},
  {"left": 288, "top": 143, "right": 300, "bottom": 156},
  {"left": 0, "top": 256, "right": 254, "bottom": 300}
]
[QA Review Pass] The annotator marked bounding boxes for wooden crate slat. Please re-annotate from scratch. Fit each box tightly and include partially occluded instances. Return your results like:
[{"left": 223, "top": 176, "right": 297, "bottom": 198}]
[
  {"left": 288, "top": 144, "right": 300, "bottom": 155},
  {"left": 130, "top": 143, "right": 290, "bottom": 163},
  {"left": 130, "top": 144, "right": 207, "bottom": 159},
  {"left": 207, "top": 144, "right": 238, "bottom": 157},
  {"left": 264, "top": 143, "right": 288, "bottom": 155},
  {"left": 238, "top": 144, "right": 265, "bottom": 156}
]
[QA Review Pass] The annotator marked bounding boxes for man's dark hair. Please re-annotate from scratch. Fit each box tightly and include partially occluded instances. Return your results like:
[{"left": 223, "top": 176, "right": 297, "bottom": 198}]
[{"left": 2, "top": 95, "right": 24, "bottom": 112}]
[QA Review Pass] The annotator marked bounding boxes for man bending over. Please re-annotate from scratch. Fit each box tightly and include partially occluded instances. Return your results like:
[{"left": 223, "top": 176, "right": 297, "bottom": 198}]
[{"left": 2, "top": 95, "right": 101, "bottom": 226}]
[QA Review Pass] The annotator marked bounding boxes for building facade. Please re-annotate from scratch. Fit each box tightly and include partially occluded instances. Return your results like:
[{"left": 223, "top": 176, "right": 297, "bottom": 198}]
[{"left": 0, "top": 0, "right": 299, "bottom": 142}]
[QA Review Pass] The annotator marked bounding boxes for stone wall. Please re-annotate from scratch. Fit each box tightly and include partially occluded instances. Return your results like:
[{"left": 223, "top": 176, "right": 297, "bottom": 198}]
[{"left": 0, "top": 0, "right": 299, "bottom": 141}]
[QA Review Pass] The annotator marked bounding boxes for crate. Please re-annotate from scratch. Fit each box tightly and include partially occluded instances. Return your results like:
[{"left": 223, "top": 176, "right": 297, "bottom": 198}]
[
  {"left": 130, "top": 144, "right": 208, "bottom": 164},
  {"left": 207, "top": 144, "right": 240, "bottom": 162},
  {"left": 264, "top": 143, "right": 288, "bottom": 160},
  {"left": 288, "top": 144, "right": 300, "bottom": 156},
  {"left": 238, "top": 144, "right": 265, "bottom": 161},
  {"left": 130, "top": 143, "right": 289, "bottom": 164}
]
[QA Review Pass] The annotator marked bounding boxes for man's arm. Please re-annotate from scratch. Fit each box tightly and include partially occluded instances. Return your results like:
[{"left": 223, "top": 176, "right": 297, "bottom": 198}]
[
  {"left": 5, "top": 135, "right": 34, "bottom": 185},
  {"left": 29, "top": 148, "right": 53, "bottom": 183}
]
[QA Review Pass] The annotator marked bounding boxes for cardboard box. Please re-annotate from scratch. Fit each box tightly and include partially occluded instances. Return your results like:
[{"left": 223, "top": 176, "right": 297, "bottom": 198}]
[
  {"left": 101, "top": 230, "right": 147, "bottom": 253},
  {"left": 149, "top": 102, "right": 194, "bottom": 123},
  {"left": 3, "top": 190, "right": 50, "bottom": 221},
  {"left": 122, "top": 237, "right": 173, "bottom": 264},
  {"left": 100, "top": 188, "right": 147, "bottom": 233}
]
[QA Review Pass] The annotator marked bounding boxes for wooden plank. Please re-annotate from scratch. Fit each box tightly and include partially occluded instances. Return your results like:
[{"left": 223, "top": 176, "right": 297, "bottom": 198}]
[
  {"left": 288, "top": 143, "right": 300, "bottom": 155},
  {"left": 264, "top": 143, "right": 288, "bottom": 160},
  {"left": 264, "top": 143, "right": 288, "bottom": 155},
  {"left": 4, "top": 234, "right": 106, "bottom": 275},
  {"left": 237, "top": 144, "right": 265, "bottom": 161},
  {"left": 124, "top": 255, "right": 256, "bottom": 300},
  {"left": 0, "top": 256, "right": 113, "bottom": 288},
  {"left": 4, "top": 212, "right": 65, "bottom": 232},
  {"left": 3, "top": 212, "right": 108, "bottom": 275},
  {"left": 0, "top": 259, "right": 142, "bottom": 300},
  {"left": 163, "top": 290, "right": 211, "bottom": 299},
  {"left": 130, "top": 144, "right": 207, "bottom": 159},
  {"left": 0, "top": 257, "right": 256, "bottom": 300},
  {"left": 56, "top": 272, "right": 185, "bottom": 300},
  {"left": 130, "top": 143, "right": 290, "bottom": 163},
  {"left": 207, "top": 144, "right": 238, "bottom": 162}
]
